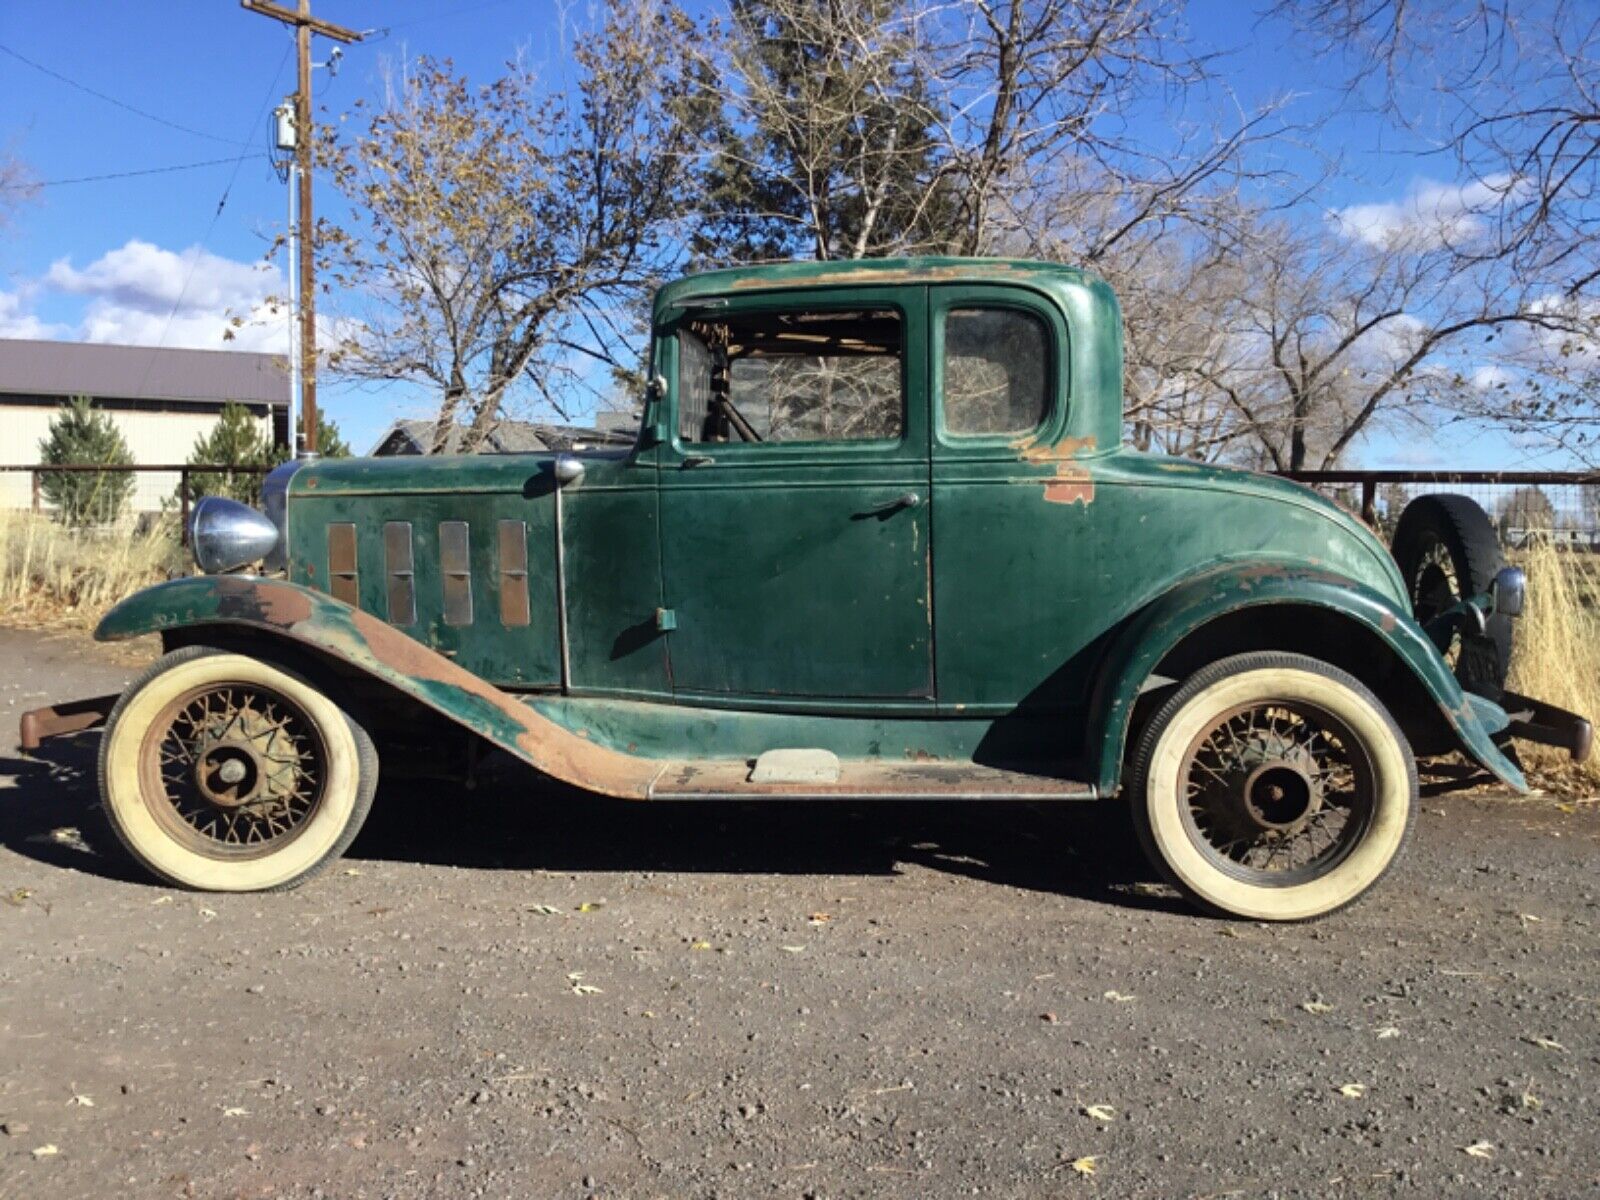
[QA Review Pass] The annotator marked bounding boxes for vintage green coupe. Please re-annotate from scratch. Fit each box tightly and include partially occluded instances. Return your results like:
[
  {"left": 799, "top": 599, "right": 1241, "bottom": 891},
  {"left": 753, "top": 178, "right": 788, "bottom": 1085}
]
[{"left": 22, "top": 258, "right": 1591, "bottom": 919}]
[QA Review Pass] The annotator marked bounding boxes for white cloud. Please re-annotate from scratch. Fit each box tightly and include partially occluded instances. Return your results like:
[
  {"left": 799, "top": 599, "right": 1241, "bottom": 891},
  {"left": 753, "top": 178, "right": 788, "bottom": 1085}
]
[
  {"left": 11, "top": 239, "right": 292, "bottom": 353},
  {"left": 0, "top": 287, "right": 69, "bottom": 340},
  {"left": 1330, "top": 176, "right": 1524, "bottom": 251}
]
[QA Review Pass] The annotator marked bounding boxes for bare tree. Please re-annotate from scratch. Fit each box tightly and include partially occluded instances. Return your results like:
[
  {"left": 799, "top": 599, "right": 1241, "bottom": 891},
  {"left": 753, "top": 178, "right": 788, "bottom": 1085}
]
[
  {"left": 318, "top": 2, "right": 708, "bottom": 452},
  {"left": 0, "top": 151, "right": 35, "bottom": 232}
]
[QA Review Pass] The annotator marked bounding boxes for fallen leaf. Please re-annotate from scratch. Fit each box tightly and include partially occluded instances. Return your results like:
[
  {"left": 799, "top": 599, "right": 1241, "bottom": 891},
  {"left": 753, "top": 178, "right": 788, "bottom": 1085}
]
[
  {"left": 1463, "top": 1141, "right": 1495, "bottom": 1159},
  {"left": 1525, "top": 1036, "right": 1566, "bottom": 1052},
  {"left": 779, "top": 945, "right": 806, "bottom": 954},
  {"left": 1521, "top": 1091, "right": 1542, "bottom": 1111},
  {"left": 527, "top": 904, "right": 562, "bottom": 916},
  {"left": 223, "top": 1107, "right": 251, "bottom": 1118},
  {"left": 1082, "top": 1104, "right": 1115, "bottom": 1122},
  {"left": 342, "top": 868, "right": 362, "bottom": 877},
  {"left": 1041, "top": 1012, "right": 1058, "bottom": 1024},
  {"left": 150, "top": 895, "right": 173, "bottom": 906},
  {"left": 199, "top": 908, "right": 217, "bottom": 920},
  {"left": 5, "top": 887, "right": 32, "bottom": 907},
  {"left": 31, "top": 1144, "right": 58, "bottom": 1159},
  {"left": 1337, "top": 1083, "right": 1367, "bottom": 1098},
  {"left": 566, "top": 971, "right": 602, "bottom": 996},
  {"left": 1375, "top": 1026, "right": 1401, "bottom": 1040},
  {"left": 68, "top": 1094, "right": 94, "bottom": 1107},
  {"left": 1301, "top": 1001, "right": 1335, "bottom": 1014},
  {"left": 576, "top": 901, "right": 604, "bottom": 913},
  {"left": 1102, "top": 990, "right": 1136, "bottom": 1003},
  {"left": 1068, "top": 1155, "right": 1098, "bottom": 1176},
  {"left": 690, "top": 940, "right": 712, "bottom": 951},
  {"left": 808, "top": 912, "right": 832, "bottom": 926}
]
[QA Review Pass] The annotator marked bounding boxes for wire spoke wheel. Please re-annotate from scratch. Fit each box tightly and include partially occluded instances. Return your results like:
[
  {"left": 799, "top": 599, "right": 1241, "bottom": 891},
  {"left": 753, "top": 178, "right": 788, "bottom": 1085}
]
[
  {"left": 139, "top": 681, "right": 328, "bottom": 860},
  {"left": 1130, "top": 653, "right": 1416, "bottom": 921},
  {"left": 1179, "top": 699, "right": 1376, "bottom": 887}
]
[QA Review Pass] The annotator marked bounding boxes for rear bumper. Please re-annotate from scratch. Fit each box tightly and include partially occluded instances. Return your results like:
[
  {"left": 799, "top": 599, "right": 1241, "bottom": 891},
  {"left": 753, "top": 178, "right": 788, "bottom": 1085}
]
[
  {"left": 1498, "top": 690, "right": 1593, "bottom": 764},
  {"left": 17, "top": 695, "right": 117, "bottom": 752}
]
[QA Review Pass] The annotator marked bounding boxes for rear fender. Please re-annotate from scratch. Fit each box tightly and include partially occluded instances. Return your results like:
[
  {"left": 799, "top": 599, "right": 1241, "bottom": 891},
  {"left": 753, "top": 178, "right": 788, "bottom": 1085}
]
[
  {"left": 96, "top": 575, "right": 655, "bottom": 799},
  {"left": 1086, "top": 563, "right": 1527, "bottom": 794}
]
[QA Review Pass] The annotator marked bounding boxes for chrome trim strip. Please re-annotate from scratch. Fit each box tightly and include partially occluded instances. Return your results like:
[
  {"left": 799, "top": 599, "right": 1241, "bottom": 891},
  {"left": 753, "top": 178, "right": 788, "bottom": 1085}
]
[{"left": 554, "top": 485, "right": 571, "bottom": 692}]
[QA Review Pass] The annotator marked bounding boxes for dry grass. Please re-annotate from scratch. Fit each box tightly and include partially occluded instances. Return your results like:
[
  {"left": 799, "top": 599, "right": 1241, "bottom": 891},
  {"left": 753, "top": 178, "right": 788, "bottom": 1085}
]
[
  {"left": 1507, "top": 541, "right": 1600, "bottom": 794},
  {"left": 0, "top": 510, "right": 186, "bottom": 627}
]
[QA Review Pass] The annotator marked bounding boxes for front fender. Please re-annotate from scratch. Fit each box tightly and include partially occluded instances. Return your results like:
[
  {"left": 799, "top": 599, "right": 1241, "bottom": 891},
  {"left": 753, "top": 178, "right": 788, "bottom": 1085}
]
[
  {"left": 96, "top": 576, "right": 657, "bottom": 799},
  {"left": 1086, "top": 564, "right": 1526, "bottom": 795}
]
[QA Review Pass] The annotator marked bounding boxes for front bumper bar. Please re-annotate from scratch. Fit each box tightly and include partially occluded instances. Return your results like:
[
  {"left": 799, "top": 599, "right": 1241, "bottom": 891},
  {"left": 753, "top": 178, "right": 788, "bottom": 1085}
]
[
  {"left": 1498, "top": 690, "right": 1593, "bottom": 764},
  {"left": 18, "top": 694, "right": 117, "bottom": 752}
]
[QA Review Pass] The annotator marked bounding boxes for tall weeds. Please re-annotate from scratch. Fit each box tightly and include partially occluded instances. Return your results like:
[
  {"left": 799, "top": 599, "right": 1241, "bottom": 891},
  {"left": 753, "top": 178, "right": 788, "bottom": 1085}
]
[
  {"left": 0, "top": 510, "right": 185, "bottom": 625},
  {"left": 1507, "top": 541, "right": 1600, "bottom": 791}
]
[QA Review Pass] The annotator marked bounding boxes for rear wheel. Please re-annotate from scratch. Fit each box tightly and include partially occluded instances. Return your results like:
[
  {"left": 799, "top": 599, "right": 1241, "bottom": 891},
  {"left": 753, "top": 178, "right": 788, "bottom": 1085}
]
[
  {"left": 1391, "top": 493, "right": 1511, "bottom": 697},
  {"left": 1128, "top": 652, "right": 1416, "bottom": 921},
  {"left": 98, "top": 646, "right": 377, "bottom": 891}
]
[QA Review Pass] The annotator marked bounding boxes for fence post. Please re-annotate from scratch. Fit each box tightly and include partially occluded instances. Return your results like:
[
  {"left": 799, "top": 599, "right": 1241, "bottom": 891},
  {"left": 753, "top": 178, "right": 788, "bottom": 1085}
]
[
  {"left": 179, "top": 469, "right": 190, "bottom": 546},
  {"left": 1360, "top": 478, "right": 1377, "bottom": 526},
  {"left": 31, "top": 469, "right": 40, "bottom": 513}
]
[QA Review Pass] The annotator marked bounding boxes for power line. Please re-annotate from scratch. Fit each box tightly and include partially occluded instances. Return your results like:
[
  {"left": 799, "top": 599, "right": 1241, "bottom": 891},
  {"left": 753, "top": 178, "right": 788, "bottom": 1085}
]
[
  {"left": 0, "top": 43, "right": 254, "bottom": 149},
  {"left": 134, "top": 41, "right": 293, "bottom": 399},
  {"left": 0, "top": 156, "right": 262, "bottom": 190}
]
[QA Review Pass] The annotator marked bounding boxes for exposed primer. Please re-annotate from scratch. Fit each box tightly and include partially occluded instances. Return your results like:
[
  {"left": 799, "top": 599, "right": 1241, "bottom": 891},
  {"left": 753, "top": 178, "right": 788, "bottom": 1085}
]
[{"left": 1014, "top": 435, "right": 1098, "bottom": 506}]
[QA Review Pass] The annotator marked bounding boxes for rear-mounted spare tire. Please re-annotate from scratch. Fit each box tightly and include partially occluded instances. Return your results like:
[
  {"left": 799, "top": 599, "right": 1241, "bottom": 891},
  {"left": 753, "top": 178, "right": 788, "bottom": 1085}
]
[{"left": 1390, "top": 493, "right": 1512, "bottom": 699}]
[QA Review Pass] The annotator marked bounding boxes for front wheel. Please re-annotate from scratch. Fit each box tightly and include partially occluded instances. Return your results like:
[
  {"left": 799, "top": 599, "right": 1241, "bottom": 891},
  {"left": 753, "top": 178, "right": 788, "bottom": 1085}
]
[
  {"left": 98, "top": 646, "right": 378, "bottom": 891},
  {"left": 1127, "top": 652, "right": 1416, "bottom": 922}
]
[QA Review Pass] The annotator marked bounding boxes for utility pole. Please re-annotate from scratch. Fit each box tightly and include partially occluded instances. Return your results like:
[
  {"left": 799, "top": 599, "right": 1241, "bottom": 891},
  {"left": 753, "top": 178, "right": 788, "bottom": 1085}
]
[{"left": 242, "top": 0, "right": 361, "bottom": 456}]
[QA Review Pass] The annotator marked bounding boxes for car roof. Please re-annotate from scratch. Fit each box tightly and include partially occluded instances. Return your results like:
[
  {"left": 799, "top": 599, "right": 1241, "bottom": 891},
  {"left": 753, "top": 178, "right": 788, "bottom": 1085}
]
[{"left": 653, "top": 256, "right": 1105, "bottom": 315}]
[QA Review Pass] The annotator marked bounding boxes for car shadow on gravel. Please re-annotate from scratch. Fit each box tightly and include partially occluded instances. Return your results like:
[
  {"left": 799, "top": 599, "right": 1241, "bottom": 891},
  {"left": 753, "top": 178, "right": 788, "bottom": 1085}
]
[
  {"left": 1, "top": 737, "right": 1185, "bottom": 913},
  {"left": 346, "top": 755, "right": 1185, "bottom": 914},
  {"left": 0, "top": 734, "right": 152, "bottom": 885}
]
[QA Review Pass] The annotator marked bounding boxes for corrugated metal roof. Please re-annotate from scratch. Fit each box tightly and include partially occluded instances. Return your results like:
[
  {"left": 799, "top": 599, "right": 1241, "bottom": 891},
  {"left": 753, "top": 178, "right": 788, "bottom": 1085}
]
[
  {"left": 372, "top": 417, "right": 635, "bottom": 455},
  {"left": 0, "top": 338, "right": 288, "bottom": 407}
]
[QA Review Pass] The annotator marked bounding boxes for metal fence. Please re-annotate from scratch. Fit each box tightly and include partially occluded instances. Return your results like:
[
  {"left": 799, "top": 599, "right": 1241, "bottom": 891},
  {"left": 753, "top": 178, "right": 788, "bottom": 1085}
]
[
  {"left": 1278, "top": 470, "right": 1600, "bottom": 551},
  {"left": 0, "top": 464, "right": 274, "bottom": 543}
]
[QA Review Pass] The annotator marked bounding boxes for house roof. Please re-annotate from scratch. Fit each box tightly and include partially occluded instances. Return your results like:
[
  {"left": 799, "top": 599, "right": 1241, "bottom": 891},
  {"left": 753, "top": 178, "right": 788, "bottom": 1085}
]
[
  {"left": 371, "top": 417, "right": 636, "bottom": 456},
  {"left": 0, "top": 338, "right": 289, "bottom": 407}
]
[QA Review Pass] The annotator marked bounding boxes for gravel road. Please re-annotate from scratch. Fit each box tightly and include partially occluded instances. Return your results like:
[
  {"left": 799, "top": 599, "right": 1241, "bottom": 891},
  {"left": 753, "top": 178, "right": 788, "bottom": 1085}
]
[{"left": 1, "top": 625, "right": 1597, "bottom": 1199}]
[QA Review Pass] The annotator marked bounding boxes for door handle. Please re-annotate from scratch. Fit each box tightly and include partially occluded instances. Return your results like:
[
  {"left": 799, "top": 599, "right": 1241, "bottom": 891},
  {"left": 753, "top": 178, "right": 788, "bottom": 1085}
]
[{"left": 865, "top": 491, "right": 922, "bottom": 516}]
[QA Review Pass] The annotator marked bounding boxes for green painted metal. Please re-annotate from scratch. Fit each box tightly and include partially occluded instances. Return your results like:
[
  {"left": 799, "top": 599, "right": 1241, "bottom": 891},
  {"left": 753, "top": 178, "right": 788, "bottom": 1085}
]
[
  {"left": 1081, "top": 563, "right": 1525, "bottom": 792},
  {"left": 91, "top": 258, "right": 1537, "bottom": 798},
  {"left": 657, "top": 283, "right": 934, "bottom": 699}
]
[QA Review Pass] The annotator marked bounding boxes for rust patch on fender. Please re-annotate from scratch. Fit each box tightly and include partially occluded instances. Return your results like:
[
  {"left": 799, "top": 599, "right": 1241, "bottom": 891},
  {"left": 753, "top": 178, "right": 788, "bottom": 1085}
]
[
  {"left": 198, "top": 578, "right": 657, "bottom": 800},
  {"left": 1014, "top": 436, "right": 1098, "bottom": 506},
  {"left": 1381, "top": 611, "right": 1398, "bottom": 632},
  {"left": 1042, "top": 471, "right": 1094, "bottom": 505}
]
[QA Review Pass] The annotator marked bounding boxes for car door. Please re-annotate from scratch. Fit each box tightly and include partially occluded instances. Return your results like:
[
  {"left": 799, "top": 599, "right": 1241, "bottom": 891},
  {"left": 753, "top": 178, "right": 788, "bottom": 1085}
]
[
  {"left": 928, "top": 285, "right": 1082, "bottom": 714},
  {"left": 656, "top": 285, "right": 933, "bottom": 703}
]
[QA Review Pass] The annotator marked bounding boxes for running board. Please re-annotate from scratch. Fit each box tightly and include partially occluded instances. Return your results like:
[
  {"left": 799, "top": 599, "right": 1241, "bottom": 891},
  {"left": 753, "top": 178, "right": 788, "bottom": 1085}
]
[{"left": 646, "top": 760, "right": 1096, "bottom": 801}]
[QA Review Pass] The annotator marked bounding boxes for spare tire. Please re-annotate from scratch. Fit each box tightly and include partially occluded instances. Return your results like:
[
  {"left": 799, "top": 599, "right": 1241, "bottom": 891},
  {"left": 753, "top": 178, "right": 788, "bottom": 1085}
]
[{"left": 1390, "top": 493, "right": 1512, "bottom": 699}]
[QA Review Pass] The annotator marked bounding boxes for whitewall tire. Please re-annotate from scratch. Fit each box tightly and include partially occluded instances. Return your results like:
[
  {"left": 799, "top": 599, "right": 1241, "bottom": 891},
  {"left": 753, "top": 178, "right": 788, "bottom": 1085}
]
[
  {"left": 98, "top": 646, "right": 377, "bottom": 892},
  {"left": 1127, "top": 652, "right": 1416, "bottom": 922}
]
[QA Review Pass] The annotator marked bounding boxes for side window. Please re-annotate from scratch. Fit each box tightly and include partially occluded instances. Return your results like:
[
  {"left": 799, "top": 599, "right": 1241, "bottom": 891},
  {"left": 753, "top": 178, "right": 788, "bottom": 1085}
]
[
  {"left": 942, "top": 307, "right": 1049, "bottom": 436},
  {"left": 677, "top": 308, "right": 903, "bottom": 444}
]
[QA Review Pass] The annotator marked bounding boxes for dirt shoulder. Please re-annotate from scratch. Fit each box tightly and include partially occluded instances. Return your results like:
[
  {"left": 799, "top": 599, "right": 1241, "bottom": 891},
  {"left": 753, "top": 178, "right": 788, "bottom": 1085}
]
[{"left": 1, "top": 626, "right": 1597, "bottom": 1198}]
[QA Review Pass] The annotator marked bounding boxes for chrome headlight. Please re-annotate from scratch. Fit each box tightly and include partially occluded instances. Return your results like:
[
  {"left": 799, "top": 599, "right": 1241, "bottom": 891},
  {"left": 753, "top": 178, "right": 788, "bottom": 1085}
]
[{"left": 190, "top": 496, "right": 280, "bottom": 574}]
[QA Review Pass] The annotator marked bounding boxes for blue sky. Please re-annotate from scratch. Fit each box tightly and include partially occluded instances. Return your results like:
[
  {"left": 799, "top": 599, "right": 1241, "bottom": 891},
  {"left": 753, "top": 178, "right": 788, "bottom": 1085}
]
[{"left": 0, "top": 0, "right": 1562, "bottom": 465}]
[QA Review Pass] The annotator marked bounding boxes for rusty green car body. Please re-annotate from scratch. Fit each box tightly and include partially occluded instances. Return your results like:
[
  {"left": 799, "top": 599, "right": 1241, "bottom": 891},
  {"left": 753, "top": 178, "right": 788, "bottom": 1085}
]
[{"left": 35, "top": 257, "right": 1583, "bottom": 915}]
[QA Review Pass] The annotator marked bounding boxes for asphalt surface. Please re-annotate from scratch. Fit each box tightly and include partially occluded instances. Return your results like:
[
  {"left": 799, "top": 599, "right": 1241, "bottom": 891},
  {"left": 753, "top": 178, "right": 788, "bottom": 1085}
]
[{"left": 1, "top": 625, "right": 1598, "bottom": 1199}]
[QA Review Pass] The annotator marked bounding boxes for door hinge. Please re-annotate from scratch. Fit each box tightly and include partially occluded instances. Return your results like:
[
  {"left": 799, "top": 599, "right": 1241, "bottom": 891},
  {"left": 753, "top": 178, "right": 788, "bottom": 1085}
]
[{"left": 655, "top": 607, "right": 678, "bottom": 632}]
